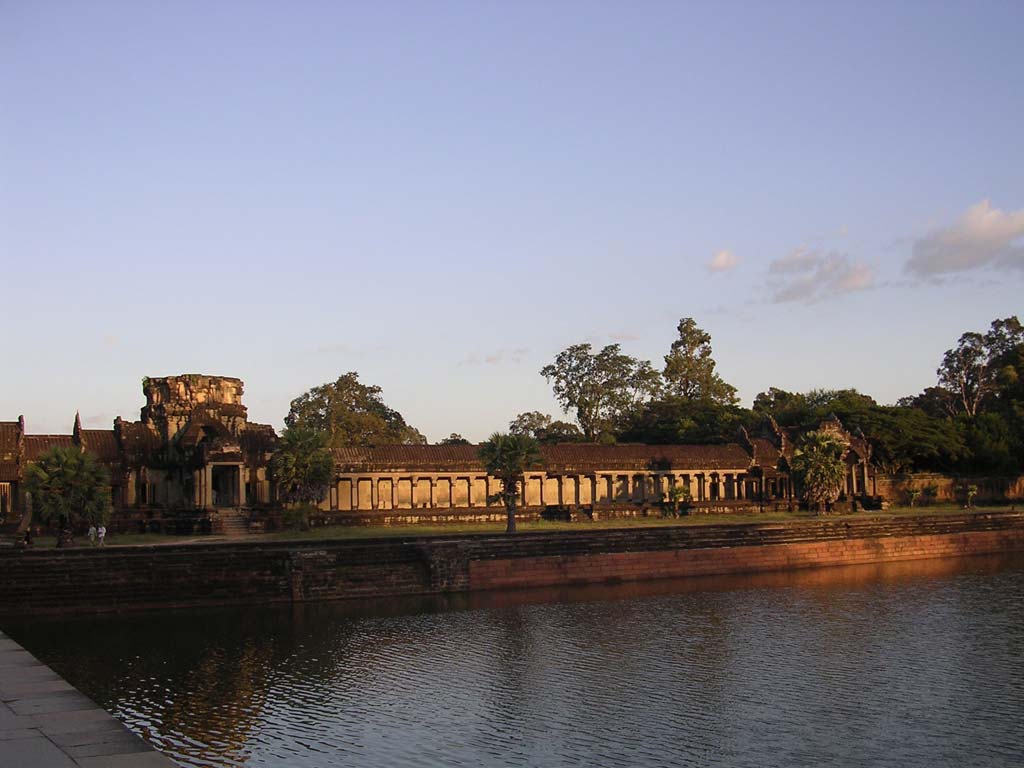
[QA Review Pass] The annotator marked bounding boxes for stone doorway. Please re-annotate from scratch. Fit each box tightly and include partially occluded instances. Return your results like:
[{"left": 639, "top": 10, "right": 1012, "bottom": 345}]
[{"left": 211, "top": 465, "right": 240, "bottom": 507}]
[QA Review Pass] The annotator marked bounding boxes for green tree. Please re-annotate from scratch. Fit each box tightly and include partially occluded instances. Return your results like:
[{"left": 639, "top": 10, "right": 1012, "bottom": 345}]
[
  {"left": 24, "top": 447, "right": 111, "bottom": 538},
  {"left": 269, "top": 427, "right": 335, "bottom": 506},
  {"left": 541, "top": 344, "right": 661, "bottom": 441},
  {"left": 618, "top": 397, "right": 753, "bottom": 444},
  {"left": 284, "top": 372, "right": 426, "bottom": 448},
  {"left": 478, "top": 432, "right": 542, "bottom": 533},
  {"left": 662, "top": 318, "right": 738, "bottom": 404},
  {"left": 441, "top": 433, "right": 470, "bottom": 445},
  {"left": 936, "top": 317, "right": 1024, "bottom": 418},
  {"left": 790, "top": 431, "right": 846, "bottom": 513},
  {"left": 508, "top": 412, "right": 583, "bottom": 443}
]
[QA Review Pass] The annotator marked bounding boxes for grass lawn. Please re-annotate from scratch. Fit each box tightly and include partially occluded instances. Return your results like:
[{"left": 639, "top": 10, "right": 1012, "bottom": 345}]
[
  {"left": 11, "top": 503, "right": 1011, "bottom": 548},
  {"left": 261, "top": 503, "right": 1012, "bottom": 542},
  {"left": 18, "top": 532, "right": 205, "bottom": 549}
]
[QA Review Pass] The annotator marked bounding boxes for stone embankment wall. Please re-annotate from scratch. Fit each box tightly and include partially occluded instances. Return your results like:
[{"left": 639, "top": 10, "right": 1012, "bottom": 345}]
[
  {"left": 876, "top": 473, "right": 1024, "bottom": 505},
  {"left": 1, "top": 513, "right": 1022, "bottom": 617}
]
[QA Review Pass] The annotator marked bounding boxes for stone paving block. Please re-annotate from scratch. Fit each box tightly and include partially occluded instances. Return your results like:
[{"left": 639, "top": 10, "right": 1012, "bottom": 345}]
[
  {"left": 47, "top": 722, "right": 130, "bottom": 747},
  {"left": 0, "top": 726, "right": 41, "bottom": 740},
  {"left": 33, "top": 707, "right": 115, "bottom": 732},
  {"left": 0, "top": 678, "right": 76, "bottom": 700},
  {"left": 0, "top": 733, "right": 78, "bottom": 767},
  {"left": 9, "top": 691, "right": 99, "bottom": 716},
  {"left": 65, "top": 732, "right": 154, "bottom": 759},
  {"left": 0, "top": 649, "right": 45, "bottom": 667},
  {"left": 0, "top": 663, "right": 63, "bottom": 682},
  {"left": 76, "top": 750, "right": 177, "bottom": 767}
]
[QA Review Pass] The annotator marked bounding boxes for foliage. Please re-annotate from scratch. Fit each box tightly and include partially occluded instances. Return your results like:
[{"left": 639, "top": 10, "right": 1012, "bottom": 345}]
[
  {"left": 935, "top": 316, "right": 1023, "bottom": 418},
  {"left": 790, "top": 431, "right": 846, "bottom": 511},
  {"left": 965, "top": 484, "right": 978, "bottom": 508},
  {"left": 665, "top": 484, "right": 692, "bottom": 517},
  {"left": 270, "top": 427, "right": 334, "bottom": 506},
  {"left": 281, "top": 504, "right": 317, "bottom": 531},
  {"left": 284, "top": 372, "right": 426, "bottom": 448},
  {"left": 618, "top": 397, "right": 754, "bottom": 444},
  {"left": 508, "top": 412, "right": 583, "bottom": 443},
  {"left": 906, "top": 487, "right": 921, "bottom": 507},
  {"left": 441, "top": 433, "right": 470, "bottom": 445},
  {"left": 478, "top": 432, "right": 542, "bottom": 533},
  {"left": 24, "top": 447, "right": 111, "bottom": 531},
  {"left": 921, "top": 484, "right": 939, "bottom": 505},
  {"left": 541, "top": 344, "right": 661, "bottom": 441},
  {"left": 662, "top": 317, "right": 738, "bottom": 404},
  {"left": 753, "top": 387, "right": 965, "bottom": 474}
]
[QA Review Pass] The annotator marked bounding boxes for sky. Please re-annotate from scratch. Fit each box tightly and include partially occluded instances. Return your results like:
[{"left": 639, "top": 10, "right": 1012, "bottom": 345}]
[{"left": 2, "top": 1, "right": 1022, "bottom": 441}]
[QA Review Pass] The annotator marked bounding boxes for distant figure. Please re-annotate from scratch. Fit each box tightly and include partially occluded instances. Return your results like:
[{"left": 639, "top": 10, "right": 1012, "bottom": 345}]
[
  {"left": 97, "top": 525, "right": 106, "bottom": 546},
  {"left": 88, "top": 525, "right": 97, "bottom": 546}
]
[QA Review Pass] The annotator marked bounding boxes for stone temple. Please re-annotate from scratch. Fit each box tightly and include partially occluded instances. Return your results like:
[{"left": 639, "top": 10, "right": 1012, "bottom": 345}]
[{"left": 0, "top": 374, "right": 877, "bottom": 530}]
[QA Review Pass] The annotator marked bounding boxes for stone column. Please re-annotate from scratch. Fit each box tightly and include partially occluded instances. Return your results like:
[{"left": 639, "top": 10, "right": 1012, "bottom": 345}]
[
  {"left": 737, "top": 475, "right": 745, "bottom": 499},
  {"left": 429, "top": 478, "right": 437, "bottom": 508},
  {"left": 204, "top": 465, "right": 214, "bottom": 510},
  {"left": 350, "top": 479, "right": 358, "bottom": 511},
  {"left": 862, "top": 462, "right": 870, "bottom": 496},
  {"left": 236, "top": 465, "right": 245, "bottom": 507}
]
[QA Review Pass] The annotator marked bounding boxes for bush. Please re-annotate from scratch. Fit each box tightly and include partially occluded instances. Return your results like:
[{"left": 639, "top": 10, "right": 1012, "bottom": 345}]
[{"left": 281, "top": 505, "right": 317, "bottom": 531}]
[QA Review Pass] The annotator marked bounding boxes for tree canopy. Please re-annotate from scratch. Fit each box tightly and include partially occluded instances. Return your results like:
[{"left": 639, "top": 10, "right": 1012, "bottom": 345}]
[
  {"left": 508, "top": 411, "right": 583, "bottom": 443},
  {"left": 540, "top": 344, "right": 661, "bottom": 441},
  {"left": 478, "top": 432, "right": 542, "bottom": 533},
  {"left": 269, "top": 426, "right": 335, "bottom": 506},
  {"left": 284, "top": 372, "right": 426, "bottom": 448},
  {"left": 662, "top": 317, "right": 739, "bottom": 404},
  {"left": 24, "top": 446, "right": 111, "bottom": 532}
]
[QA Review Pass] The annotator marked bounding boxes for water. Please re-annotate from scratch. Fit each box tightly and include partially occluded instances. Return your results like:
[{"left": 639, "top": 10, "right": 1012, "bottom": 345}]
[{"left": 6, "top": 555, "right": 1024, "bottom": 767}]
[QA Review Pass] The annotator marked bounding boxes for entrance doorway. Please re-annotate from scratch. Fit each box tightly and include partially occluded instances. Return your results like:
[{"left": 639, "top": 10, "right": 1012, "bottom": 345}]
[{"left": 211, "top": 465, "right": 240, "bottom": 507}]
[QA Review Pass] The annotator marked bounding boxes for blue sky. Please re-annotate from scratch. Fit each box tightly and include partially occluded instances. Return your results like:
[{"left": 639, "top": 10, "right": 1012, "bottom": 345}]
[{"left": 2, "top": 1, "right": 1022, "bottom": 440}]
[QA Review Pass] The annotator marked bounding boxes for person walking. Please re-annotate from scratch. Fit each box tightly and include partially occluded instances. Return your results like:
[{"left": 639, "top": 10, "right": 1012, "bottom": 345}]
[
  {"left": 88, "top": 525, "right": 97, "bottom": 546},
  {"left": 97, "top": 524, "right": 106, "bottom": 546}
]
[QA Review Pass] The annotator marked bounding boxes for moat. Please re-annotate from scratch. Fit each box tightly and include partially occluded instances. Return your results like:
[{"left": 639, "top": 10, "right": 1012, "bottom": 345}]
[{"left": 6, "top": 554, "right": 1024, "bottom": 768}]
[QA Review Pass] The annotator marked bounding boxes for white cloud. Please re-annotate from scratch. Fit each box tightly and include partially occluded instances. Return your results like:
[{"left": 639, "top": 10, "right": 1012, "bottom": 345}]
[
  {"left": 906, "top": 199, "right": 1024, "bottom": 277},
  {"left": 707, "top": 249, "right": 739, "bottom": 272},
  {"left": 767, "top": 247, "right": 873, "bottom": 303}
]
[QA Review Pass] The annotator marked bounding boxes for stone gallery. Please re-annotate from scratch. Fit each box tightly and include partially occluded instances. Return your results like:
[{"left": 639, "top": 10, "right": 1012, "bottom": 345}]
[{"left": 0, "top": 374, "right": 876, "bottom": 526}]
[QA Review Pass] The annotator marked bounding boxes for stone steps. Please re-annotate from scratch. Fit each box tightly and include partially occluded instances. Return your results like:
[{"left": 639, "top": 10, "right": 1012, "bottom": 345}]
[{"left": 216, "top": 509, "right": 251, "bottom": 537}]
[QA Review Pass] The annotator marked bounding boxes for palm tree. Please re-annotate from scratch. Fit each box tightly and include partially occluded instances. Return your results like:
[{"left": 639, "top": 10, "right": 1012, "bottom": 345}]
[
  {"left": 24, "top": 446, "right": 111, "bottom": 544},
  {"left": 791, "top": 430, "right": 846, "bottom": 513},
  {"left": 479, "top": 432, "right": 542, "bottom": 533}
]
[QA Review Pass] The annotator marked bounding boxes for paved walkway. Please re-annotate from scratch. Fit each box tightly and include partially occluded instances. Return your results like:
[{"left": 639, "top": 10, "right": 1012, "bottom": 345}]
[{"left": 0, "top": 631, "right": 175, "bottom": 767}]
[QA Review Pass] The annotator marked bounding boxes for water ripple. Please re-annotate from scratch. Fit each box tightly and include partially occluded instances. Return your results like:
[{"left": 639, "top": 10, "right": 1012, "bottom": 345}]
[{"left": 6, "top": 554, "right": 1024, "bottom": 767}]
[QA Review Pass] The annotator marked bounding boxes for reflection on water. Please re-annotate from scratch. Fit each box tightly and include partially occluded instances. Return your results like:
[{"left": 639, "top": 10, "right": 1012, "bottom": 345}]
[{"left": 7, "top": 554, "right": 1024, "bottom": 767}]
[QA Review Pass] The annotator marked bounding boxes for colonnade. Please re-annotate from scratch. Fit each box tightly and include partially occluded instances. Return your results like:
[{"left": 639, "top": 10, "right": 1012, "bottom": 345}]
[{"left": 323, "top": 469, "right": 790, "bottom": 512}]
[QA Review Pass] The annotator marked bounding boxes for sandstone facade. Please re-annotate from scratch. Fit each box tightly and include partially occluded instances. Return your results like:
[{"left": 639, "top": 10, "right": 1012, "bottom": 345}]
[{"left": 0, "top": 375, "right": 877, "bottom": 526}]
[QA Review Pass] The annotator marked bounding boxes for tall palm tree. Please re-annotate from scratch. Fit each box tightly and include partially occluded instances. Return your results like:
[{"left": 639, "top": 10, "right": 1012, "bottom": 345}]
[
  {"left": 479, "top": 432, "right": 542, "bottom": 533},
  {"left": 791, "top": 430, "right": 846, "bottom": 513}
]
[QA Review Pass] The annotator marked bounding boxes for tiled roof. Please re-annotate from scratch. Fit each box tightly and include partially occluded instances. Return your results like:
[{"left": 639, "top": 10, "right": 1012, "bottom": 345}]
[
  {"left": 117, "top": 422, "right": 161, "bottom": 461},
  {"left": 80, "top": 429, "right": 120, "bottom": 462},
  {"left": 332, "top": 443, "right": 754, "bottom": 473},
  {"left": 0, "top": 422, "right": 18, "bottom": 453},
  {"left": 750, "top": 438, "right": 783, "bottom": 467},
  {"left": 24, "top": 435, "right": 76, "bottom": 460}
]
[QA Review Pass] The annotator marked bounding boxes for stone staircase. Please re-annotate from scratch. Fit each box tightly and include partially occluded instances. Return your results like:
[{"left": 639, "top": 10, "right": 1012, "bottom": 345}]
[{"left": 216, "top": 508, "right": 251, "bottom": 537}]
